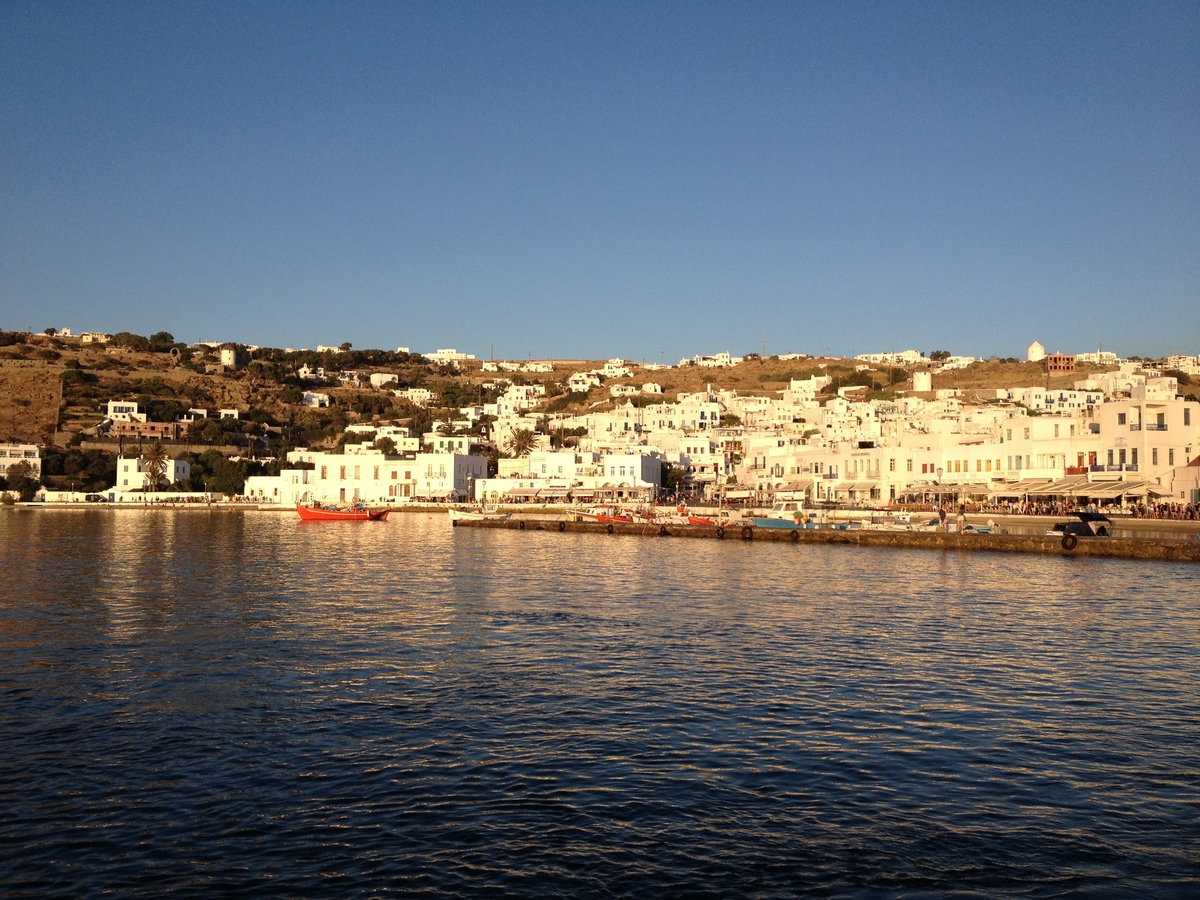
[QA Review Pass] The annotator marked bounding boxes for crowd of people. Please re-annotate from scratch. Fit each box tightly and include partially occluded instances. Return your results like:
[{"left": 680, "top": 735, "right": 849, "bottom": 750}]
[
  {"left": 902, "top": 497, "right": 1199, "bottom": 520},
  {"left": 1128, "top": 501, "right": 1200, "bottom": 520}
]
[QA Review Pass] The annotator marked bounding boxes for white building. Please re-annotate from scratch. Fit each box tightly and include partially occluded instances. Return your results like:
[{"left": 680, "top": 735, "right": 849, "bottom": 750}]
[
  {"left": 105, "top": 400, "right": 146, "bottom": 422},
  {"left": 567, "top": 372, "right": 602, "bottom": 393},
  {"left": 245, "top": 449, "right": 488, "bottom": 506},
  {"left": 1027, "top": 341, "right": 1046, "bottom": 362},
  {"left": 856, "top": 350, "right": 923, "bottom": 366},
  {"left": 680, "top": 351, "right": 740, "bottom": 368},
  {"left": 1094, "top": 395, "right": 1200, "bottom": 481},
  {"left": 369, "top": 373, "right": 400, "bottom": 389},
  {"left": 395, "top": 388, "right": 436, "bottom": 407},
  {"left": 1075, "top": 349, "right": 1120, "bottom": 366},
  {"left": 426, "top": 349, "right": 477, "bottom": 364},
  {"left": 114, "top": 455, "right": 191, "bottom": 492},
  {"left": 0, "top": 443, "right": 41, "bottom": 479}
]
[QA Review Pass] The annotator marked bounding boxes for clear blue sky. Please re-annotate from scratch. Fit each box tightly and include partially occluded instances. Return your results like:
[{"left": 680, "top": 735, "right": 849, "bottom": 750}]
[{"left": 2, "top": 1, "right": 1197, "bottom": 362}]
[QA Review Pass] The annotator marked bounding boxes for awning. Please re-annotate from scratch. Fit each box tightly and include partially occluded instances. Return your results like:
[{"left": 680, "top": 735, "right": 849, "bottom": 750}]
[
  {"left": 1087, "top": 481, "right": 1148, "bottom": 498},
  {"left": 537, "top": 487, "right": 571, "bottom": 497},
  {"left": 778, "top": 479, "right": 815, "bottom": 491},
  {"left": 989, "top": 479, "right": 1052, "bottom": 496},
  {"left": 951, "top": 482, "right": 992, "bottom": 495},
  {"left": 841, "top": 481, "right": 879, "bottom": 492},
  {"left": 504, "top": 487, "right": 542, "bottom": 498},
  {"left": 1026, "top": 476, "right": 1092, "bottom": 496}
]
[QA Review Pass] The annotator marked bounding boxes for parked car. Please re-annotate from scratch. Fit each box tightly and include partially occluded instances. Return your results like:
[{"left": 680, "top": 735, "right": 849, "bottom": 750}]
[{"left": 1048, "top": 511, "right": 1113, "bottom": 549}]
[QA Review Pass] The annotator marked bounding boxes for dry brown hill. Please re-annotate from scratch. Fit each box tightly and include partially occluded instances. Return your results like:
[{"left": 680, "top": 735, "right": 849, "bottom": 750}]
[{"left": 0, "top": 331, "right": 1135, "bottom": 448}]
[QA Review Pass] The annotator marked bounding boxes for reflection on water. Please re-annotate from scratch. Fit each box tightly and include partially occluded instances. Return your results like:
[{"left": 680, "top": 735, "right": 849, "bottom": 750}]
[{"left": 1, "top": 509, "right": 1198, "bottom": 897}]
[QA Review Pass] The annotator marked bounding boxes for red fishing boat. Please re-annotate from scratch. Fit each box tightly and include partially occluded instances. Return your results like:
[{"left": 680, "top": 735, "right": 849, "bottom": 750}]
[{"left": 296, "top": 502, "right": 389, "bottom": 522}]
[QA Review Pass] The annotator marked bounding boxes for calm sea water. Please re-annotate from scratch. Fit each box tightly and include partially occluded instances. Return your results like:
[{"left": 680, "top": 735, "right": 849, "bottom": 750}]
[{"left": 2, "top": 508, "right": 1198, "bottom": 897}]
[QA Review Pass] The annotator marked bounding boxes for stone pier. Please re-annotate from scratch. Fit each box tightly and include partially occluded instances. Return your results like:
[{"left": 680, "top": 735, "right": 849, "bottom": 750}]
[{"left": 452, "top": 518, "right": 1200, "bottom": 562}]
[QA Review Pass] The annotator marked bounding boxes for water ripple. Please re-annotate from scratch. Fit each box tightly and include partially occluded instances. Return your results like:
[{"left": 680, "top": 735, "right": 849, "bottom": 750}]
[{"left": 1, "top": 509, "right": 1197, "bottom": 896}]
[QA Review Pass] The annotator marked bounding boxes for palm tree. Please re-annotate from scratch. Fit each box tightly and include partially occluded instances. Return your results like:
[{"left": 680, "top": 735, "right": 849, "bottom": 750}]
[
  {"left": 502, "top": 427, "right": 537, "bottom": 458},
  {"left": 140, "top": 441, "right": 169, "bottom": 492}
]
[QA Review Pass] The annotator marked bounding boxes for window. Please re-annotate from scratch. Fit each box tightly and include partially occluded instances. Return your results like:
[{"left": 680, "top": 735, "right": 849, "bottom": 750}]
[
  {"left": 339, "top": 466, "right": 346, "bottom": 480},
  {"left": 907, "top": 459, "right": 913, "bottom": 472},
  {"left": 1131, "top": 449, "right": 1138, "bottom": 466},
  {"left": 1185, "top": 409, "right": 1192, "bottom": 426},
  {"left": 889, "top": 458, "right": 896, "bottom": 472},
  {"left": 1054, "top": 424, "right": 1060, "bottom": 438},
  {"left": 1152, "top": 448, "right": 1158, "bottom": 465},
  {"left": 321, "top": 466, "right": 328, "bottom": 479},
  {"left": 1118, "top": 413, "right": 1126, "bottom": 425},
  {"left": 1024, "top": 428, "right": 1030, "bottom": 440},
  {"left": 1107, "top": 450, "right": 1114, "bottom": 466},
  {"left": 1169, "top": 449, "right": 1175, "bottom": 466}
]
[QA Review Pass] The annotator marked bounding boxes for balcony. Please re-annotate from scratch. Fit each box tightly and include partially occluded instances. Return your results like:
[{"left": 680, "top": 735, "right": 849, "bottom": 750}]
[
  {"left": 1146, "top": 423, "right": 1168, "bottom": 431},
  {"left": 1129, "top": 424, "right": 1141, "bottom": 431}
]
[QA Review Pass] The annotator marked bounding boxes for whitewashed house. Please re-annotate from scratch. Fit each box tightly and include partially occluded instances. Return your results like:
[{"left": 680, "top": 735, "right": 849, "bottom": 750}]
[{"left": 113, "top": 456, "right": 190, "bottom": 492}]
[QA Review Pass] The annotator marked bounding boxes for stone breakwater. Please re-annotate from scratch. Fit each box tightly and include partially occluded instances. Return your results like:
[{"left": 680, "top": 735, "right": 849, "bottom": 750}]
[{"left": 454, "top": 517, "right": 1200, "bottom": 562}]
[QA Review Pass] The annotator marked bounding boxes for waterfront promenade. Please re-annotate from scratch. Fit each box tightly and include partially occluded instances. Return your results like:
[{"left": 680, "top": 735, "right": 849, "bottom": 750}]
[{"left": 452, "top": 514, "right": 1200, "bottom": 562}]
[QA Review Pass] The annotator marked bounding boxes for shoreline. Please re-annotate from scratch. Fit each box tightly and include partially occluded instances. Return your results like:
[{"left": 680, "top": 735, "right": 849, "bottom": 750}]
[
  {"left": 453, "top": 516, "right": 1200, "bottom": 562},
  {"left": 11, "top": 502, "right": 1200, "bottom": 559}
]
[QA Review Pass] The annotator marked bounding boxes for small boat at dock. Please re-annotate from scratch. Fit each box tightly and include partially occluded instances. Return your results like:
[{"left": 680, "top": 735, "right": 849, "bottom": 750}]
[
  {"left": 296, "top": 502, "right": 389, "bottom": 522},
  {"left": 566, "top": 505, "right": 635, "bottom": 524},
  {"left": 449, "top": 507, "right": 512, "bottom": 523},
  {"left": 751, "top": 500, "right": 811, "bottom": 529}
]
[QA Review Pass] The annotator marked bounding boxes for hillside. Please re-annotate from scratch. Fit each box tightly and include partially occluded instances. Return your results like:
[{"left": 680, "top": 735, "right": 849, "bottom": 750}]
[{"left": 0, "top": 330, "right": 1137, "bottom": 451}]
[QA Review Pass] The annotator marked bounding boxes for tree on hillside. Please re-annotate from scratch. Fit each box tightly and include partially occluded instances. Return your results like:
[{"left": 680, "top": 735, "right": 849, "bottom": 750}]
[
  {"left": 502, "top": 427, "right": 537, "bottom": 458},
  {"left": 111, "top": 332, "right": 151, "bottom": 352},
  {"left": 149, "top": 331, "right": 175, "bottom": 353}
]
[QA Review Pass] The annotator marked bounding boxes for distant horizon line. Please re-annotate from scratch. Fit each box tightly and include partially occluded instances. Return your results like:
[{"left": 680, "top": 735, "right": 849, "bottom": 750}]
[{"left": 22, "top": 327, "right": 1195, "bottom": 365}]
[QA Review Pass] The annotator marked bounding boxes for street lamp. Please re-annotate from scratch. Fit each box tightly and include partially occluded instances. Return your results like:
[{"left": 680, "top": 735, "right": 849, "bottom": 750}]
[{"left": 936, "top": 466, "right": 943, "bottom": 511}]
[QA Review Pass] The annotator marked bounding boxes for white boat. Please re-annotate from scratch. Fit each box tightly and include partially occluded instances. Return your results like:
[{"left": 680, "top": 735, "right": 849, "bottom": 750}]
[
  {"left": 449, "top": 507, "right": 511, "bottom": 523},
  {"left": 751, "top": 500, "right": 812, "bottom": 529}
]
